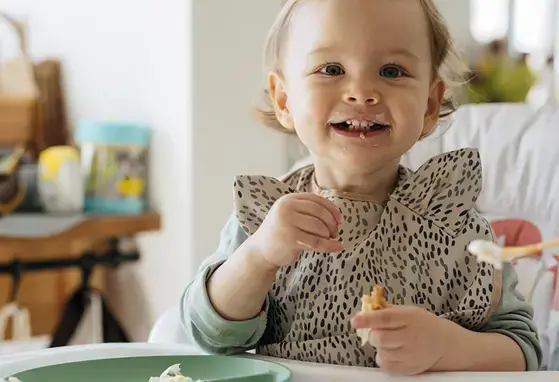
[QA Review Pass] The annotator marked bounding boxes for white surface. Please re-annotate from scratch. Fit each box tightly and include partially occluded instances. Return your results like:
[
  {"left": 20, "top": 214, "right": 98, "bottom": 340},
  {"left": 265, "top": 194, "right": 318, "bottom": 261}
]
[
  {"left": 0, "top": 214, "right": 85, "bottom": 237},
  {"left": 0, "top": 343, "right": 557, "bottom": 382},
  {"left": 148, "top": 305, "right": 190, "bottom": 345}
]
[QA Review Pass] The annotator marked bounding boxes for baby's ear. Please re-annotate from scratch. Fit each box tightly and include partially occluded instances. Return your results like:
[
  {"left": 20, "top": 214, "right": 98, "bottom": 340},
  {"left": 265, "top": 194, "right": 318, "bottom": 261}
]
[
  {"left": 268, "top": 71, "right": 294, "bottom": 130},
  {"left": 422, "top": 79, "right": 446, "bottom": 136}
]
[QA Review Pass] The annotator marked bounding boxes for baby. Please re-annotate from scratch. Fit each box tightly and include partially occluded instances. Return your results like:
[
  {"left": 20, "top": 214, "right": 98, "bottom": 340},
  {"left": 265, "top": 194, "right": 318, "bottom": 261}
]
[{"left": 181, "top": 0, "right": 542, "bottom": 375}]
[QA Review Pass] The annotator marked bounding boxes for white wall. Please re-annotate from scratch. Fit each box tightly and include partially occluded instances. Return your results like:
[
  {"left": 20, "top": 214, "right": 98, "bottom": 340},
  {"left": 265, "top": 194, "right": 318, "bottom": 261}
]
[
  {"left": 192, "top": 0, "right": 287, "bottom": 262},
  {"left": 436, "top": 0, "right": 473, "bottom": 47}
]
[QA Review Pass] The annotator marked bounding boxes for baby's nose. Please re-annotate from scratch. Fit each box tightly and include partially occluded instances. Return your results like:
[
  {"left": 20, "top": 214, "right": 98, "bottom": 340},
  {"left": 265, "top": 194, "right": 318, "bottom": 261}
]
[
  {"left": 344, "top": 84, "right": 380, "bottom": 105},
  {"left": 345, "top": 95, "right": 379, "bottom": 105}
]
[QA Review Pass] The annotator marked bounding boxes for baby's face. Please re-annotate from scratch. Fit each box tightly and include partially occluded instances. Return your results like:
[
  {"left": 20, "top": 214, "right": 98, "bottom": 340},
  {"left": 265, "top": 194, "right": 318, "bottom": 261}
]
[{"left": 271, "top": 0, "right": 444, "bottom": 172}]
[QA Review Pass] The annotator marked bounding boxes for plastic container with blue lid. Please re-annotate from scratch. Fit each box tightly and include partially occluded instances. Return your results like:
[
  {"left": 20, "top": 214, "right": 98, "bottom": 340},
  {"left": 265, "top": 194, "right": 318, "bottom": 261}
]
[{"left": 76, "top": 121, "right": 150, "bottom": 214}]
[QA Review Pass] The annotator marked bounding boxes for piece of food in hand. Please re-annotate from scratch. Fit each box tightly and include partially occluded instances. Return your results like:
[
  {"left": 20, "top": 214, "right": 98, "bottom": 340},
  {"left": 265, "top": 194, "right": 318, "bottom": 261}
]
[
  {"left": 149, "top": 364, "right": 199, "bottom": 382},
  {"left": 362, "top": 285, "right": 388, "bottom": 311},
  {"left": 356, "top": 285, "right": 388, "bottom": 346}
]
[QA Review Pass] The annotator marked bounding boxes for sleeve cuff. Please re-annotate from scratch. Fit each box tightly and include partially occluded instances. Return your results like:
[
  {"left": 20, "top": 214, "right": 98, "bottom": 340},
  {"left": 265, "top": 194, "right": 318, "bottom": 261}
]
[
  {"left": 487, "top": 329, "right": 542, "bottom": 371},
  {"left": 188, "top": 261, "right": 268, "bottom": 348}
]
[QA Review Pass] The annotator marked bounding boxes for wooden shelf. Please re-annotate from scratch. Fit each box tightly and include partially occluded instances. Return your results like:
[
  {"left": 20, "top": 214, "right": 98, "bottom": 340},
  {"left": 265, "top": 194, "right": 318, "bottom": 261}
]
[
  {"left": 0, "top": 212, "right": 161, "bottom": 260},
  {"left": 0, "top": 211, "right": 161, "bottom": 338}
]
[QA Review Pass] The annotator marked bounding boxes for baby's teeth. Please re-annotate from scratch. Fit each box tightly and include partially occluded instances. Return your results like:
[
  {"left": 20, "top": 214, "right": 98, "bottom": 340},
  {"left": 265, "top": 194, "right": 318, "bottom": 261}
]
[{"left": 342, "top": 120, "right": 374, "bottom": 130}]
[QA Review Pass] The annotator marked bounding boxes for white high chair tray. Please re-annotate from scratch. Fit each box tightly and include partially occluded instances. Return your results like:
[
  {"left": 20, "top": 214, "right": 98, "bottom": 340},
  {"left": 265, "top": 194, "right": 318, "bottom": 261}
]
[{"left": 0, "top": 343, "right": 556, "bottom": 381}]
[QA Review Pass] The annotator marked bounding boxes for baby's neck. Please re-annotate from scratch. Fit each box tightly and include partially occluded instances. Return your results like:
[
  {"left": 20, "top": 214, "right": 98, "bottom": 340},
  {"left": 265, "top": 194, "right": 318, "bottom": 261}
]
[{"left": 312, "top": 159, "right": 401, "bottom": 202}]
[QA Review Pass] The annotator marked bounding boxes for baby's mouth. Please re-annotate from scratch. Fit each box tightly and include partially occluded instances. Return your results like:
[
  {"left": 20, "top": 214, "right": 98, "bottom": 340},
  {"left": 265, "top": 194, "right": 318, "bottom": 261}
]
[{"left": 330, "top": 119, "right": 391, "bottom": 132}]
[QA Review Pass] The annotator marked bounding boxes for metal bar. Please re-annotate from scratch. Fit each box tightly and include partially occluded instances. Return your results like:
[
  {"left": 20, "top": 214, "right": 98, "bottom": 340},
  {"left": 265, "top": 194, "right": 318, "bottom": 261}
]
[{"left": 0, "top": 251, "right": 140, "bottom": 274}]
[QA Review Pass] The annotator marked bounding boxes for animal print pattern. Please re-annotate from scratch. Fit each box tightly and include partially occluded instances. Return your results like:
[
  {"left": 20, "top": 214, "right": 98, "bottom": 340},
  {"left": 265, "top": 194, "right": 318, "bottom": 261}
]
[{"left": 233, "top": 149, "right": 501, "bottom": 367}]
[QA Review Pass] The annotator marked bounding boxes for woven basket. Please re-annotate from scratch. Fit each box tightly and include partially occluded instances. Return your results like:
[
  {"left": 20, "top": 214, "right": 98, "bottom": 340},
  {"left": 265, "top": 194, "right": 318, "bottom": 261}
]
[{"left": 0, "top": 13, "right": 39, "bottom": 153}]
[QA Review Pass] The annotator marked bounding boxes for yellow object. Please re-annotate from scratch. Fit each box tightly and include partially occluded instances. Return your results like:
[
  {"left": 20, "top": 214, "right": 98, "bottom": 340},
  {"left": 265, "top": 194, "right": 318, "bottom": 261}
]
[
  {"left": 116, "top": 177, "right": 144, "bottom": 197},
  {"left": 38, "top": 145, "right": 84, "bottom": 212},
  {"left": 498, "top": 64, "right": 536, "bottom": 103},
  {"left": 39, "top": 146, "right": 80, "bottom": 181},
  {"left": 361, "top": 285, "right": 388, "bottom": 312},
  {"left": 356, "top": 285, "right": 389, "bottom": 346},
  {"left": 468, "top": 238, "right": 559, "bottom": 271},
  {"left": 499, "top": 238, "right": 559, "bottom": 260}
]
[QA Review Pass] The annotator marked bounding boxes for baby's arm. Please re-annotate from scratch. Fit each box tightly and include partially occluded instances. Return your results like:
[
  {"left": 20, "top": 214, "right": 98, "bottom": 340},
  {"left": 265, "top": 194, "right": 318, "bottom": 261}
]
[
  {"left": 180, "top": 213, "right": 272, "bottom": 354},
  {"left": 432, "top": 261, "right": 542, "bottom": 372},
  {"left": 471, "top": 262, "right": 542, "bottom": 370},
  {"left": 432, "top": 212, "right": 542, "bottom": 372}
]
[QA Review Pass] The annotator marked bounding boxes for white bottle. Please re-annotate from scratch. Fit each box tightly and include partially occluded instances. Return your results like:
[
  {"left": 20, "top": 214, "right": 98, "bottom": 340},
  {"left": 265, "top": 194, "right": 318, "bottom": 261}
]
[{"left": 38, "top": 146, "right": 84, "bottom": 213}]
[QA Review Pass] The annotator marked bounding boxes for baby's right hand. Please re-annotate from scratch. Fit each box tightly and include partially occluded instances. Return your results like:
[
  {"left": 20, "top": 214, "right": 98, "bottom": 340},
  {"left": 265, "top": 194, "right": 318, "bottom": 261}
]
[{"left": 247, "top": 193, "right": 343, "bottom": 271}]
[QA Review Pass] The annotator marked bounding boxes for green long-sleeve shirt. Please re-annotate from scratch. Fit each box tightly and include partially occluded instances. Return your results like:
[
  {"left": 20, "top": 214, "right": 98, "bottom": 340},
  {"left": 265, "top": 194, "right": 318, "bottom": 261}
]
[{"left": 181, "top": 213, "right": 543, "bottom": 371}]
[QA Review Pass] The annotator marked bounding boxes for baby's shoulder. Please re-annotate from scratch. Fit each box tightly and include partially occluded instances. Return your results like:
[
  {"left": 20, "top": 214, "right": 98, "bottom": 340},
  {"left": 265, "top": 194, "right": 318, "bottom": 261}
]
[{"left": 391, "top": 148, "right": 484, "bottom": 236}]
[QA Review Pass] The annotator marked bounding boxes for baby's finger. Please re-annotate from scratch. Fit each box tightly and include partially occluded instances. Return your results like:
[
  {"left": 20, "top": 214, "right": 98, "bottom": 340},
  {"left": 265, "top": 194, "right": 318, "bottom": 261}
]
[
  {"left": 293, "top": 214, "right": 331, "bottom": 239},
  {"left": 295, "top": 193, "right": 343, "bottom": 224},
  {"left": 368, "top": 329, "right": 405, "bottom": 350},
  {"left": 296, "top": 231, "right": 343, "bottom": 253},
  {"left": 376, "top": 352, "right": 408, "bottom": 375},
  {"left": 293, "top": 199, "right": 340, "bottom": 238},
  {"left": 351, "top": 310, "right": 406, "bottom": 330}
]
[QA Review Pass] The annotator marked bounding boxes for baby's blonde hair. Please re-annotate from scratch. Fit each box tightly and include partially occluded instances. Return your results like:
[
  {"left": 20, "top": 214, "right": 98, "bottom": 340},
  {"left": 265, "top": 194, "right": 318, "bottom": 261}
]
[{"left": 255, "top": 0, "right": 467, "bottom": 134}]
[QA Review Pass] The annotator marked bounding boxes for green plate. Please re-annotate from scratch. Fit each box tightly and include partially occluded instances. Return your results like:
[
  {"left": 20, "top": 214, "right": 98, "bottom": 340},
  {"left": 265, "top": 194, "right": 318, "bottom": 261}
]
[{"left": 10, "top": 355, "right": 292, "bottom": 382}]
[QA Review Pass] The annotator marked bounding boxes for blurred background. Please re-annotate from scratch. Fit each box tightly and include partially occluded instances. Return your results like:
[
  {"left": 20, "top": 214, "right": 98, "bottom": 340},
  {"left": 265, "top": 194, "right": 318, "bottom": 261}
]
[{"left": 0, "top": 0, "right": 558, "bottom": 355}]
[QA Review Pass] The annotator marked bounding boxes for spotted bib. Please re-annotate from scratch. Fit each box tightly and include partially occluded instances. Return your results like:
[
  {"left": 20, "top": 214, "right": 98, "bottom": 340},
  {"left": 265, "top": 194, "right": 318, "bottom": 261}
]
[{"left": 233, "top": 149, "right": 501, "bottom": 367}]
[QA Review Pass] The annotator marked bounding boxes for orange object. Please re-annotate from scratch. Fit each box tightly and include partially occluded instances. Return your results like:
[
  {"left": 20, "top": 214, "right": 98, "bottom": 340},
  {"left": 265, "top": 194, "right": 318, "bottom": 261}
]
[
  {"left": 361, "top": 285, "right": 388, "bottom": 312},
  {"left": 356, "top": 285, "right": 388, "bottom": 346}
]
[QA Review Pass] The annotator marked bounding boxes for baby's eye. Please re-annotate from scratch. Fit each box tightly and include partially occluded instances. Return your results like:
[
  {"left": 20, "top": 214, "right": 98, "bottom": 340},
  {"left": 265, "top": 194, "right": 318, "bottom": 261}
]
[
  {"left": 379, "top": 65, "right": 406, "bottom": 78},
  {"left": 319, "top": 64, "right": 345, "bottom": 76}
]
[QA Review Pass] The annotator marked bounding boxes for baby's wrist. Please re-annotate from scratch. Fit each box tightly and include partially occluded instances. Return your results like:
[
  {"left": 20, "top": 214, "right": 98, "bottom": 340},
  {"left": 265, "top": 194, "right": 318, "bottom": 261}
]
[
  {"left": 243, "top": 238, "right": 280, "bottom": 275},
  {"left": 429, "top": 317, "right": 474, "bottom": 372}
]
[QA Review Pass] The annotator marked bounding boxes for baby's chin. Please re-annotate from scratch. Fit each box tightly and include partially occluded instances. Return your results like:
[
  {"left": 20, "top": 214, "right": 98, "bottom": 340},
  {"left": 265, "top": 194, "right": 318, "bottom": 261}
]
[{"left": 318, "top": 149, "right": 399, "bottom": 174}]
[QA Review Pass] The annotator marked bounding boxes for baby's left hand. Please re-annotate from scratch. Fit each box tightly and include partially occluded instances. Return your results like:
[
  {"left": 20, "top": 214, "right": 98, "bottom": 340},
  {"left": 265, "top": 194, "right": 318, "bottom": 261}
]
[{"left": 351, "top": 305, "right": 450, "bottom": 375}]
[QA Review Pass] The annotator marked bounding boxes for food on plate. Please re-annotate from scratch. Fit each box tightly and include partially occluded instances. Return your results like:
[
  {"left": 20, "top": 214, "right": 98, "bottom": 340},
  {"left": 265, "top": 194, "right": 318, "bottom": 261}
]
[
  {"left": 356, "top": 285, "right": 388, "bottom": 346},
  {"left": 149, "top": 364, "right": 201, "bottom": 382}
]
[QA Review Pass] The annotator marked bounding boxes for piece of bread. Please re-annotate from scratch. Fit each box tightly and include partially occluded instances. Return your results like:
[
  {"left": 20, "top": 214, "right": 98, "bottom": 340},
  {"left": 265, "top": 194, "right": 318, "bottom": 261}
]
[
  {"left": 361, "top": 285, "right": 388, "bottom": 312},
  {"left": 356, "top": 285, "right": 388, "bottom": 346}
]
